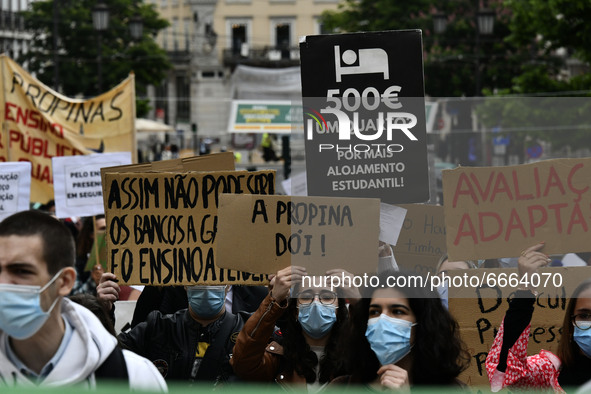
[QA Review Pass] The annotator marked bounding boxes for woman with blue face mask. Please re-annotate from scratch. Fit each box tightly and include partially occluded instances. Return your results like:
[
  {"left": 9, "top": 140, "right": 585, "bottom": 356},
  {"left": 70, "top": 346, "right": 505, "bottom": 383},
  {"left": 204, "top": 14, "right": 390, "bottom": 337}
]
[
  {"left": 486, "top": 242, "right": 591, "bottom": 391},
  {"left": 231, "top": 265, "right": 348, "bottom": 391},
  {"left": 334, "top": 271, "right": 469, "bottom": 389}
]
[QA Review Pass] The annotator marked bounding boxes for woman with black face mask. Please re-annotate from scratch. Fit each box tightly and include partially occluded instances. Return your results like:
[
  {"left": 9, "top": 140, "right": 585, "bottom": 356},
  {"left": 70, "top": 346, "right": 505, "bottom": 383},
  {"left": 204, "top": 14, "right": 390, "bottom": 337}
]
[
  {"left": 230, "top": 265, "right": 349, "bottom": 391},
  {"left": 486, "top": 242, "right": 591, "bottom": 391},
  {"left": 333, "top": 270, "right": 470, "bottom": 389}
]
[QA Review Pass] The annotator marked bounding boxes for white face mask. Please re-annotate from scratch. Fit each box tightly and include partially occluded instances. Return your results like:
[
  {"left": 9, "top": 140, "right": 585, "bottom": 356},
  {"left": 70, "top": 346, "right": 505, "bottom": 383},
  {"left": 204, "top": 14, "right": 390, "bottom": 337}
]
[{"left": 0, "top": 269, "right": 63, "bottom": 339}]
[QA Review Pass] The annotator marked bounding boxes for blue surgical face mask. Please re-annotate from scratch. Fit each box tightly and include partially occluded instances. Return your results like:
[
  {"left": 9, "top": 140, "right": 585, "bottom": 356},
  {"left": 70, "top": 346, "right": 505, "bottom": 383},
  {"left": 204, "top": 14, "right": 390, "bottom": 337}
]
[
  {"left": 365, "top": 314, "right": 416, "bottom": 366},
  {"left": 437, "top": 283, "right": 449, "bottom": 310},
  {"left": 187, "top": 285, "right": 226, "bottom": 318},
  {"left": 0, "top": 269, "right": 64, "bottom": 340},
  {"left": 298, "top": 301, "right": 337, "bottom": 339},
  {"left": 573, "top": 322, "right": 591, "bottom": 358}
]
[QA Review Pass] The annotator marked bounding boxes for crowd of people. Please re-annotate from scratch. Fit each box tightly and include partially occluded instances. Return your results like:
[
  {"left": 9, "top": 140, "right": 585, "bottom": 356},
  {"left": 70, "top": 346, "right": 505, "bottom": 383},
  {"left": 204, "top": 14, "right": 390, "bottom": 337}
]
[{"left": 0, "top": 209, "right": 590, "bottom": 393}]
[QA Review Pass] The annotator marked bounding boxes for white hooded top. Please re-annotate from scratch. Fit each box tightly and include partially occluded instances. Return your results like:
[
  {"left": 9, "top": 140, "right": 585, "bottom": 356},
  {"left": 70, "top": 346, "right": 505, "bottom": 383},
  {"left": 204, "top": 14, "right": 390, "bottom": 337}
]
[{"left": 0, "top": 298, "right": 167, "bottom": 391}]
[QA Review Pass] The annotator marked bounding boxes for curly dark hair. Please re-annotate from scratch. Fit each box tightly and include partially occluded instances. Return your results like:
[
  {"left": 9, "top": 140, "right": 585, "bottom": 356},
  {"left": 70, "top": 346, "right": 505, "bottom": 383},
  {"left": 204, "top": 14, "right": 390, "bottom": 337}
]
[
  {"left": 281, "top": 286, "right": 348, "bottom": 384},
  {"left": 558, "top": 277, "right": 591, "bottom": 367},
  {"left": 342, "top": 270, "right": 470, "bottom": 386}
]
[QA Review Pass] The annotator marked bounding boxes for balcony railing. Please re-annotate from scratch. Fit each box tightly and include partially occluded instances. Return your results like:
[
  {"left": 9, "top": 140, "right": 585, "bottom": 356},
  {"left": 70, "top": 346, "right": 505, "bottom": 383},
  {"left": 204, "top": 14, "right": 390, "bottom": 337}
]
[
  {"left": 223, "top": 45, "right": 300, "bottom": 68},
  {"left": 0, "top": 11, "right": 25, "bottom": 31}
]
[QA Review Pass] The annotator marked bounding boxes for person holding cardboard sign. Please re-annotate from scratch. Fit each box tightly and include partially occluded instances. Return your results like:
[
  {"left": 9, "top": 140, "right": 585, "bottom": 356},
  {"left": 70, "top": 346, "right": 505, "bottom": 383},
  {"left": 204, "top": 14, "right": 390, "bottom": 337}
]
[
  {"left": 486, "top": 242, "right": 591, "bottom": 391},
  {"left": 98, "top": 273, "right": 249, "bottom": 384},
  {"left": 333, "top": 270, "right": 470, "bottom": 389},
  {"left": 231, "top": 265, "right": 349, "bottom": 391}
]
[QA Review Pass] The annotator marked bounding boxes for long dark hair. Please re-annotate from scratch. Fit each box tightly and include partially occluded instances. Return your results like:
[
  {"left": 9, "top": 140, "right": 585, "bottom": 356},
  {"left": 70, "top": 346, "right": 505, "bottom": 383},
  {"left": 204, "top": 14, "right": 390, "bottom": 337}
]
[
  {"left": 281, "top": 286, "right": 348, "bottom": 383},
  {"left": 343, "top": 270, "right": 469, "bottom": 385},
  {"left": 558, "top": 278, "right": 591, "bottom": 367}
]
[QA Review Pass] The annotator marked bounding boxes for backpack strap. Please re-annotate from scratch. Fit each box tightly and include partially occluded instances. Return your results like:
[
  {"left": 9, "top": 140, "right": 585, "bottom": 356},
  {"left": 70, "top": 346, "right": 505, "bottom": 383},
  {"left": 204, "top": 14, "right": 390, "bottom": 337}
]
[
  {"left": 95, "top": 346, "right": 129, "bottom": 385},
  {"left": 196, "top": 312, "right": 238, "bottom": 382}
]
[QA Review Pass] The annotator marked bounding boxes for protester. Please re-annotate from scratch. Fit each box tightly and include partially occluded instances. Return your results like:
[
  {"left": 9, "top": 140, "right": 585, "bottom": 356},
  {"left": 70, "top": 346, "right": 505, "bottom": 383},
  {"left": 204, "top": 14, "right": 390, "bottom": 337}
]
[
  {"left": 0, "top": 210, "right": 166, "bottom": 390},
  {"left": 98, "top": 273, "right": 249, "bottom": 384},
  {"left": 486, "top": 242, "right": 591, "bottom": 391},
  {"left": 129, "top": 284, "right": 267, "bottom": 327},
  {"left": 334, "top": 270, "right": 470, "bottom": 389},
  {"left": 72, "top": 215, "right": 140, "bottom": 300},
  {"left": 435, "top": 254, "right": 477, "bottom": 275},
  {"left": 74, "top": 215, "right": 106, "bottom": 284},
  {"left": 231, "top": 266, "right": 349, "bottom": 390},
  {"left": 70, "top": 263, "right": 104, "bottom": 297},
  {"left": 435, "top": 253, "right": 477, "bottom": 309}
]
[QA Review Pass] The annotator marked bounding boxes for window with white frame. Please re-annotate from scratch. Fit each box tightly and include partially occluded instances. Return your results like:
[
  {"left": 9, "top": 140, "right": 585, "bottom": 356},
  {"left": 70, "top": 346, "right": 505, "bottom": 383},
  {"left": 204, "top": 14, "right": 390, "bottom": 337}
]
[
  {"left": 172, "top": 17, "right": 179, "bottom": 51},
  {"left": 270, "top": 17, "right": 294, "bottom": 59},
  {"left": 183, "top": 17, "right": 190, "bottom": 51},
  {"left": 226, "top": 18, "right": 251, "bottom": 56}
]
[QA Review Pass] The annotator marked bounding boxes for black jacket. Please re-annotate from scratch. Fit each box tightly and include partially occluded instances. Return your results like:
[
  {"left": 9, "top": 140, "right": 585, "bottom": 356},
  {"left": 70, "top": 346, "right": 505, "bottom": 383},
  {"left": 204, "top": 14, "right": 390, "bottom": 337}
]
[{"left": 119, "top": 308, "right": 248, "bottom": 383}]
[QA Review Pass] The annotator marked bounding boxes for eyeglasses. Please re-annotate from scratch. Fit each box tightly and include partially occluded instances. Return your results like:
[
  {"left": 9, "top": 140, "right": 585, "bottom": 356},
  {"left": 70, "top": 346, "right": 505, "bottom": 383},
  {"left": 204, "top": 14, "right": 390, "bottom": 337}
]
[
  {"left": 296, "top": 290, "right": 337, "bottom": 305},
  {"left": 572, "top": 313, "right": 591, "bottom": 330}
]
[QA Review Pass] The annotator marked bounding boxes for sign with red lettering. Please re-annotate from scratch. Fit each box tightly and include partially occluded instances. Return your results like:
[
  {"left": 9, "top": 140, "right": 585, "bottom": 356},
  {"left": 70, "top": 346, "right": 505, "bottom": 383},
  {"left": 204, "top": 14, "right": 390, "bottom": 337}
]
[
  {"left": 0, "top": 55, "right": 136, "bottom": 203},
  {"left": 442, "top": 158, "right": 591, "bottom": 261}
]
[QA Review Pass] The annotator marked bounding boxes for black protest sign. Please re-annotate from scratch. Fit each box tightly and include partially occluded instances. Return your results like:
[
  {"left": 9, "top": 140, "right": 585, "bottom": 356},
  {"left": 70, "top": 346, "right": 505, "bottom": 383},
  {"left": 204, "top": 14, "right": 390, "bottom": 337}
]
[
  {"left": 299, "top": 30, "right": 429, "bottom": 203},
  {"left": 102, "top": 170, "right": 275, "bottom": 285}
]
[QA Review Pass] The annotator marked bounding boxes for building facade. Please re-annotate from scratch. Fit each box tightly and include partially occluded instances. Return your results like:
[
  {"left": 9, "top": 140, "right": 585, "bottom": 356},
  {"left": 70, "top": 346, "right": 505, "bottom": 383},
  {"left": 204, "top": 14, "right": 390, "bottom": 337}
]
[
  {"left": 0, "top": 0, "right": 33, "bottom": 62},
  {"left": 149, "top": 0, "right": 339, "bottom": 153}
]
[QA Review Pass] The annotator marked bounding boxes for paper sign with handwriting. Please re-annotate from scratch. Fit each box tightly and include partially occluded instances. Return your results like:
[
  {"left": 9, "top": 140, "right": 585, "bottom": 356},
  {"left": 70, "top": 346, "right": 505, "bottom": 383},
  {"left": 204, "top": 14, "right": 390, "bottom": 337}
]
[
  {"left": 0, "top": 162, "right": 31, "bottom": 221},
  {"left": 215, "top": 194, "right": 380, "bottom": 276},
  {"left": 443, "top": 158, "right": 591, "bottom": 261},
  {"left": 53, "top": 152, "right": 132, "bottom": 218}
]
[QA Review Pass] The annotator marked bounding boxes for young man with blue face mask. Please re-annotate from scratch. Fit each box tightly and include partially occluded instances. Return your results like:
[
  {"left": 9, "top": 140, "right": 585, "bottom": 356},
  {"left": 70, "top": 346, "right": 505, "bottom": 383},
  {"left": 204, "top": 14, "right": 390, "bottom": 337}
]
[
  {"left": 0, "top": 210, "right": 166, "bottom": 390},
  {"left": 102, "top": 275, "right": 249, "bottom": 384}
]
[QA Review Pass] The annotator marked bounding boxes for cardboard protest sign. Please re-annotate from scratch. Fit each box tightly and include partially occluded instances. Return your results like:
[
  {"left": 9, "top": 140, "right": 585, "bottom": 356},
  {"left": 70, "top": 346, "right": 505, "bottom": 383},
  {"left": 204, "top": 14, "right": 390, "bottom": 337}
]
[
  {"left": 102, "top": 170, "right": 275, "bottom": 285},
  {"left": 53, "top": 152, "right": 132, "bottom": 218},
  {"left": 393, "top": 204, "right": 446, "bottom": 274},
  {"left": 215, "top": 194, "right": 380, "bottom": 275},
  {"left": 100, "top": 152, "right": 235, "bottom": 187},
  {"left": 299, "top": 30, "right": 429, "bottom": 204},
  {"left": 443, "top": 158, "right": 591, "bottom": 261},
  {"left": 0, "top": 162, "right": 31, "bottom": 221},
  {"left": 0, "top": 55, "right": 136, "bottom": 203},
  {"left": 448, "top": 267, "right": 589, "bottom": 386}
]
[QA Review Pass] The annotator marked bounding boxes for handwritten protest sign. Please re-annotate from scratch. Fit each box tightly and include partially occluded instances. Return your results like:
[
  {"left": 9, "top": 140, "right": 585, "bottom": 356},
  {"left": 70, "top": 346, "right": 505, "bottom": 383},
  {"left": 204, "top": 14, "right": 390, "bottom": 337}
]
[
  {"left": 299, "top": 30, "right": 429, "bottom": 203},
  {"left": 100, "top": 152, "right": 236, "bottom": 200},
  {"left": 53, "top": 152, "right": 132, "bottom": 218},
  {"left": 0, "top": 55, "right": 136, "bottom": 203},
  {"left": 0, "top": 162, "right": 31, "bottom": 221},
  {"left": 102, "top": 170, "right": 275, "bottom": 285},
  {"left": 215, "top": 194, "right": 380, "bottom": 275},
  {"left": 393, "top": 204, "right": 446, "bottom": 274},
  {"left": 443, "top": 158, "right": 591, "bottom": 261},
  {"left": 448, "top": 267, "right": 589, "bottom": 386}
]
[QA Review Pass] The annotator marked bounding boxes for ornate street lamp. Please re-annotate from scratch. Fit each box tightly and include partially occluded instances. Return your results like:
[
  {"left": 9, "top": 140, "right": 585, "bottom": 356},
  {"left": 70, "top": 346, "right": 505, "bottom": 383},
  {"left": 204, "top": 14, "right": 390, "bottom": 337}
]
[
  {"left": 92, "top": 1, "right": 109, "bottom": 93},
  {"left": 130, "top": 13, "right": 143, "bottom": 40}
]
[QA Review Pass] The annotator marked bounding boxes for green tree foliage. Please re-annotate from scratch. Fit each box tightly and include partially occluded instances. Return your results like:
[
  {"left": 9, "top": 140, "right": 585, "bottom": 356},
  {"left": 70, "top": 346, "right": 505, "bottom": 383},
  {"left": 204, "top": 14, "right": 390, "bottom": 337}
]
[
  {"left": 19, "top": 0, "right": 171, "bottom": 116},
  {"left": 321, "top": 0, "right": 524, "bottom": 97},
  {"left": 504, "top": 0, "right": 591, "bottom": 95}
]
